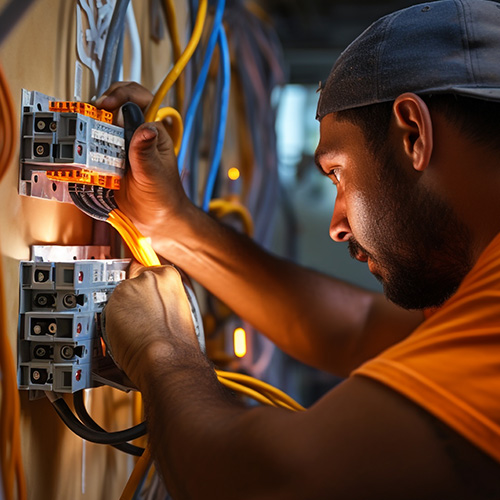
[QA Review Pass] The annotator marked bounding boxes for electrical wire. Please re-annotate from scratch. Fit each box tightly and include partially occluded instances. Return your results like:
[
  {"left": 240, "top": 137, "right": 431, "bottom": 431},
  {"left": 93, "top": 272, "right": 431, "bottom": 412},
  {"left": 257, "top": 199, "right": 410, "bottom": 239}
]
[
  {"left": 107, "top": 209, "right": 161, "bottom": 267},
  {"left": 0, "top": 249, "right": 27, "bottom": 500},
  {"left": 177, "top": 0, "right": 225, "bottom": 175},
  {"left": 161, "top": 0, "right": 184, "bottom": 111},
  {"left": 217, "top": 371, "right": 306, "bottom": 412},
  {"left": 125, "top": 1, "right": 142, "bottom": 83},
  {"left": 145, "top": 0, "right": 208, "bottom": 122},
  {"left": 0, "top": 62, "right": 16, "bottom": 181},
  {"left": 209, "top": 198, "right": 254, "bottom": 236},
  {"left": 201, "top": 25, "right": 230, "bottom": 211},
  {"left": 46, "top": 392, "right": 147, "bottom": 445},
  {"left": 96, "top": 0, "right": 131, "bottom": 96},
  {"left": 155, "top": 106, "right": 183, "bottom": 155},
  {"left": 73, "top": 391, "right": 144, "bottom": 456},
  {"left": 0, "top": 61, "right": 26, "bottom": 500},
  {"left": 111, "top": 24, "right": 125, "bottom": 84}
]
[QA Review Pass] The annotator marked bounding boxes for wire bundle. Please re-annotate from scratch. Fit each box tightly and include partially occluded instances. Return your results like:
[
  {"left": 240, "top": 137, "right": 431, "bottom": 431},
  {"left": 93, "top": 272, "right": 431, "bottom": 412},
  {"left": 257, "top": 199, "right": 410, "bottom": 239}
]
[
  {"left": 217, "top": 370, "right": 305, "bottom": 411},
  {"left": 177, "top": 0, "right": 229, "bottom": 210},
  {"left": 107, "top": 210, "right": 160, "bottom": 267},
  {"left": 39, "top": 1, "right": 289, "bottom": 498}
]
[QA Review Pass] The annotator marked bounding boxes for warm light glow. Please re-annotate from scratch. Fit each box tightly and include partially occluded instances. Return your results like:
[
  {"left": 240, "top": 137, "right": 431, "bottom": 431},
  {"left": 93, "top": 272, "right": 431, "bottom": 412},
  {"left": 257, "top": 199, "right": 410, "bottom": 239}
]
[
  {"left": 228, "top": 167, "right": 240, "bottom": 181},
  {"left": 138, "top": 237, "right": 161, "bottom": 266},
  {"left": 233, "top": 327, "right": 247, "bottom": 358}
]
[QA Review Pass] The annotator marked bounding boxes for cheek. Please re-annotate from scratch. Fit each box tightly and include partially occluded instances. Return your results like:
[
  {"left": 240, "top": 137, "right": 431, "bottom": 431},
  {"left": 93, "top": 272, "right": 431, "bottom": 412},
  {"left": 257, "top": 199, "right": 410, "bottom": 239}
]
[{"left": 347, "top": 189, "right": 379, "bottom": 243}]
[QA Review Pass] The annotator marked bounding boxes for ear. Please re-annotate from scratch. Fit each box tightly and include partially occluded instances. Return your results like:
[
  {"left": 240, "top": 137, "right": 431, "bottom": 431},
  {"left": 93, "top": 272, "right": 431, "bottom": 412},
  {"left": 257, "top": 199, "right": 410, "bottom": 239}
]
[{"left": 392, "top": 93, "right": 433, "bottom": 172}]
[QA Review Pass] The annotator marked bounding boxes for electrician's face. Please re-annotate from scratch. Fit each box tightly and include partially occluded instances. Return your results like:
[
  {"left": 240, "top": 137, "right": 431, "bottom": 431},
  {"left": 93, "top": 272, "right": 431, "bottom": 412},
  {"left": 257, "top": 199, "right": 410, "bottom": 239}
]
[{"left": 315, "top": 113, "right": 472, "bottom": 310}]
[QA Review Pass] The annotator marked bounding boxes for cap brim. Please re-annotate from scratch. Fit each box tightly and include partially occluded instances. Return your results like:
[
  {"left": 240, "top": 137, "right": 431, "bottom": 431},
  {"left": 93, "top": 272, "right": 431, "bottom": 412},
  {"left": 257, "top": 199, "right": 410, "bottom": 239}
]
[{"left": 450, "top": 87, "right": 500, "bottom": 102}]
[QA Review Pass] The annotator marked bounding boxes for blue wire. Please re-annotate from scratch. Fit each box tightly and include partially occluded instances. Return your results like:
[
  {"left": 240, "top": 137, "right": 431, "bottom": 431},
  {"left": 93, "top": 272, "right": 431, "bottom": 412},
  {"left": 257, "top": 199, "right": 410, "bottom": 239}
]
[
  {"left": 201, "top": 25, "right": 230, "bottom": 212},
  {"left": 177, "top": 0, "right": 226, "bottom": 174}
]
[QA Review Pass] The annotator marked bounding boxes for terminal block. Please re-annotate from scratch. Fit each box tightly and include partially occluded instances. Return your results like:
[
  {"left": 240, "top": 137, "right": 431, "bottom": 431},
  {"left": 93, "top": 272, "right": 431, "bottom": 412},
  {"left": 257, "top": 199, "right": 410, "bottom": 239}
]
[
  {"left": 18, "top": 259, "right": 129, "bottom": 393},
  {"left": 19, "top": 90, "right": 126, "bottom": 203},
  {"left": 49, "top": 100, "right": 113, "bottom": 124}
]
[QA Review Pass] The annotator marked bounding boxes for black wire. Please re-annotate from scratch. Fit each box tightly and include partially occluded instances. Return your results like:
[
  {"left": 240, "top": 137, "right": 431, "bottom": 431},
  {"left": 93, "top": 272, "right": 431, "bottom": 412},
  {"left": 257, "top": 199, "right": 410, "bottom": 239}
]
[
  {"left": 73, "top": 390, "right": 144, "bottom": 456},
  {"left": 50, "top": 395, "right": 147, "bottom": 445},
  {"left": 95, "top": 186, "right": 118, "bottom": 213},
  {"left": 69, "top": 184, "right": 111, "bottom": 221},
  {"left": 69, "top": 187, "right": 107, "bottom": 221}
]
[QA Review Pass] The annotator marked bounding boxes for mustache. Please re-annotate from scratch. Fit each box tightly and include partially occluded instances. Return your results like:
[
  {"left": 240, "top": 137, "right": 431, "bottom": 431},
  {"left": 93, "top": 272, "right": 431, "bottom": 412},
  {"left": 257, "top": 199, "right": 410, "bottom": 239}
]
[{"left": 348, "top": 238, "right": 369, "bottom": 260}]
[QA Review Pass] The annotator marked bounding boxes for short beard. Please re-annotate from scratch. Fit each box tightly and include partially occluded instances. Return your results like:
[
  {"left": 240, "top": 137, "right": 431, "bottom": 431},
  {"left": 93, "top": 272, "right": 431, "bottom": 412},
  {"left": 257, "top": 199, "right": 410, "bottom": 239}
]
[{"left": 349, "top": 149, "right": 473, "bottom": 311}]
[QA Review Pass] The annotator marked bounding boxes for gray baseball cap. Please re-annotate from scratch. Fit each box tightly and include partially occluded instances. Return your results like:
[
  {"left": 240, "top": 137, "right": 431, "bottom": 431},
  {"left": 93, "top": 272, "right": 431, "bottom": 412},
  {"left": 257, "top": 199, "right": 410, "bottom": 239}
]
[{"left": 316, "top": 0, "right": 500, "bottom": 120}]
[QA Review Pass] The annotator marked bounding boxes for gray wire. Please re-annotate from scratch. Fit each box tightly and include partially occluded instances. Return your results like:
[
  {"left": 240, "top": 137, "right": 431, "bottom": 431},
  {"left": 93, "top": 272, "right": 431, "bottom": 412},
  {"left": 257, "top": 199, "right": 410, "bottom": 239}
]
[
  {"left": 111, "top": 27, "right": 125, "bottom": 85},
  {"left": 96, "top": 0, "right": 131, "bottom": 96},
  {"left": 0, "top": 0, "right": 37, "bottom": 46}
]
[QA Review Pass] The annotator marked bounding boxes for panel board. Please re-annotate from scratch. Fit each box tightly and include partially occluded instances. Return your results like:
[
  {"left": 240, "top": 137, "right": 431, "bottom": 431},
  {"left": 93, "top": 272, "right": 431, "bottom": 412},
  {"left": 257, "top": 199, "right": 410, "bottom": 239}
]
[{"left": 0, "top": 1, "right": 187, "bottom": 497}]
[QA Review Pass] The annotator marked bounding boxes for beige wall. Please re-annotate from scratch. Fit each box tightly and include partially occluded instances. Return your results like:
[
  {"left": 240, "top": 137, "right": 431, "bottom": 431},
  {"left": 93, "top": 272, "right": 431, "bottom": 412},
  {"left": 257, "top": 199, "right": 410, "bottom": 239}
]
[{"left": 0, "top": 1, "right": 186, "bottom": 497}]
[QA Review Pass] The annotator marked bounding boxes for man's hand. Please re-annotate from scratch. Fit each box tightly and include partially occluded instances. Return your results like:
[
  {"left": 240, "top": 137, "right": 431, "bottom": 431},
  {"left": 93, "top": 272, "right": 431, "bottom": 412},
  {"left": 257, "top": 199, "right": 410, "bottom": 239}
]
[
  {"left": 104, "top": 265, "right": 201, "bottom": 388},
  {"left": 96, "top": 82, "right": 192, "bottom": 246},
  {"left": 95, "top": 81, "right": 154, "bottom": 125}
]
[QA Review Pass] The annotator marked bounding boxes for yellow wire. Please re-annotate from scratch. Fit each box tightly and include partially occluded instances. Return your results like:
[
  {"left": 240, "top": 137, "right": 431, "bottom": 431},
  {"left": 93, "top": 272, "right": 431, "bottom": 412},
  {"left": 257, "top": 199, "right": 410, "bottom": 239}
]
[
  {"left": 217, "top": 371, "right": 306, "bottom": 412},
  {"left": 209, "top": 198, "right": 254, "bottom": 236},
  {"left": 217, "top": 376, "right": 279, "bottom": 408},
  {"left": 119, "top": 445, "right": 153, "bottom": 500},
  {"left": 145, "top": 0, "right": 208, "bottom": 122},
  {"left": 162, "top": 0, "right": 185, "bottom": 111},
  {"left": 107, "top": 210, "right": 160, "bottom": 267},
  {"left": 155, "top": 107, "right": 183, "bottom": 155}
]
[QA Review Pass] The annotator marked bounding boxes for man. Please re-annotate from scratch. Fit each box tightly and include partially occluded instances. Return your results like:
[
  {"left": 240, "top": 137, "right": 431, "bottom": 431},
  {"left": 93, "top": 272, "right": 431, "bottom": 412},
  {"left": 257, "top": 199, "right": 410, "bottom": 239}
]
[{"left": 102, "top": 0, "right": 500, "bottom": 497}]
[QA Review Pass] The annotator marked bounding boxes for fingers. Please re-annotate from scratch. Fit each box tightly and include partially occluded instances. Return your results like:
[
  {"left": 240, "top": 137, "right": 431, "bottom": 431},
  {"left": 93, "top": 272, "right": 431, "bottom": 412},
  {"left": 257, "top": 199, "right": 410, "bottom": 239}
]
[
  {"left": 132, "top": 265, "right": 186, "bottom": 300},
  {"left": 127, "top": 260, "right": 146, "bottom": 279},
  {"left": 95, "top": 81, "right": 153, "bottom": 114}
]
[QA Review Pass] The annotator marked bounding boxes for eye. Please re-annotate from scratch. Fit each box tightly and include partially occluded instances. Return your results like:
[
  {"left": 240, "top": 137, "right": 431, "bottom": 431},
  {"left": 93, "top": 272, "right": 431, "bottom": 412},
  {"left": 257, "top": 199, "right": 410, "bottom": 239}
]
[{"left": 328, "top": 168, "right": 341, "bottom": 184}]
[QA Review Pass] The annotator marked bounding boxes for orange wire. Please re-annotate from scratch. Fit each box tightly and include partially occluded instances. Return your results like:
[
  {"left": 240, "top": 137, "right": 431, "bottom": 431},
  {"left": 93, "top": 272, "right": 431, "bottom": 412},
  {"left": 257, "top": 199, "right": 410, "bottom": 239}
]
[
  {"left": 0, "top": 63, "right": 16, "bottom": 181},
  {"left": 0, "top": 60, "right": 26, "bottom": 500}
]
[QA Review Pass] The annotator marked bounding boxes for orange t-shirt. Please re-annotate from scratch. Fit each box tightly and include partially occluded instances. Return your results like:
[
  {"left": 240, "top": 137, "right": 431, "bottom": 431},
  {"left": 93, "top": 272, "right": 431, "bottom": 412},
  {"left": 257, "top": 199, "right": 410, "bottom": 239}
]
[{"left": 352, "top": 232, "right": 500, "bottom": 464}]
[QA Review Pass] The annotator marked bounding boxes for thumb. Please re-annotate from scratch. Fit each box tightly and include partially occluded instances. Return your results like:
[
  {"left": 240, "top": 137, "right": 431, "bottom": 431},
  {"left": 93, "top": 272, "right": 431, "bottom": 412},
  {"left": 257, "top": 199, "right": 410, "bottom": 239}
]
[{"left": 128, "top": 124, "right": 160, "bottom": 165}]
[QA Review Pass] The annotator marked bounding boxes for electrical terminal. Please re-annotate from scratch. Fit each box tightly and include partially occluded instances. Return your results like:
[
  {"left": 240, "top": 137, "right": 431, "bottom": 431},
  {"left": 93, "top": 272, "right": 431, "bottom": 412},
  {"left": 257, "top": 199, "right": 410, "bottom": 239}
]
[
  {"left": 19, "top": 89, "right": 125, "bottom": 203},
  {"left": 18, "top": 259, "right": 130, "bottom": 393},
  {"left": 45, "top": 169, "right": 121, "bottom": 190},
  {"left": 49, "top": 100, "right": 113, "bottom": 124}
]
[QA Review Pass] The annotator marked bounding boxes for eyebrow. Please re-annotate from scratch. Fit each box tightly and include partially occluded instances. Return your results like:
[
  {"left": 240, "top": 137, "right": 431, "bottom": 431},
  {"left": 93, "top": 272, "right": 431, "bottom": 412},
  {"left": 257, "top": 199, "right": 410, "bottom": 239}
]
[{"left": 314, "top": 149, "right": 333, "bottom": 176}]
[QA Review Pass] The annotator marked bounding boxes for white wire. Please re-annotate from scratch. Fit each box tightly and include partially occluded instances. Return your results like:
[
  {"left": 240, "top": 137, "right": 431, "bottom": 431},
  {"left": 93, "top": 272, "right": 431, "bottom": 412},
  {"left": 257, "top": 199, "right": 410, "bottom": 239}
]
[{"left": 125, "top": 1, "right": 141, "bottom": 84}]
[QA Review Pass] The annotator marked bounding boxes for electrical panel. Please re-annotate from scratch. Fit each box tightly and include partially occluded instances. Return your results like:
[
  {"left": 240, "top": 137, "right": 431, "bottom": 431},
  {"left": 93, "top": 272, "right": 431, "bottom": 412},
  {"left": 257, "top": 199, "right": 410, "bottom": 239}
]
[
  {"left": 18, "top": 259, "right": 129, "bottom": 393},
  {"left": 18, "top": 257, "right": 206, "bottom": 394},
  {"left": 19, "top": 89, "right": 125, "bottom": 203}
]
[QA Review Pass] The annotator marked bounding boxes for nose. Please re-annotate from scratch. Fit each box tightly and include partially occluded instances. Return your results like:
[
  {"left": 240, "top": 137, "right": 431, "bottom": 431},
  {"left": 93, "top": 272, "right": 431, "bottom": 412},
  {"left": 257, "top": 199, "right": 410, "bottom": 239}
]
[{"left": 329, "top": 191, "right": 353, "bottom": 242}]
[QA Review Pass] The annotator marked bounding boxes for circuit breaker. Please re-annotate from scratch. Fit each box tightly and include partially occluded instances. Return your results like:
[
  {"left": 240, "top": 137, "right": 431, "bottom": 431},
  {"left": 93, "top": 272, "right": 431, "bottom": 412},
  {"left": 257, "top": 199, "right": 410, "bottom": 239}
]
[{"left": 18, "top": 258, "right": 129, "bottom": 393}]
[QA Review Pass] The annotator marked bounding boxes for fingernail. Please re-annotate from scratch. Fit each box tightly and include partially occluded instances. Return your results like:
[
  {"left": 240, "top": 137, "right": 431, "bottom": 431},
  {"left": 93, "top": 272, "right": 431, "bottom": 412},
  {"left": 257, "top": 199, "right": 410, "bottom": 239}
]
[
  {"left": 141, "top": 125, "right": 158, "bottom": 142},
  {"left": 94, "top": 94, "right": 108, "bottom": 106}
]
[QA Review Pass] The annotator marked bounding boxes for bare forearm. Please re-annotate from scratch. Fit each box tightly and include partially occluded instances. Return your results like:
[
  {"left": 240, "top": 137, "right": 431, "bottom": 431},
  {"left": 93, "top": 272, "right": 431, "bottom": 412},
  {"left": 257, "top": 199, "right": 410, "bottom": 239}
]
[
  {"left": 137, "top": 347, "right": 301, "bottom": 500},
  {"left": 152, "top": 204, "right": 423, "bottom": 375}
]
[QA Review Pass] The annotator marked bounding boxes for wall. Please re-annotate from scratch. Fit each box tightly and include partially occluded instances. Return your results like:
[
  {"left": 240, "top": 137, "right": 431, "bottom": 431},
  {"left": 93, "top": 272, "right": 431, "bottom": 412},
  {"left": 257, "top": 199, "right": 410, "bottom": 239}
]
[{"left": 0, "top": 1, "right": 186, "bottom": 497}]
